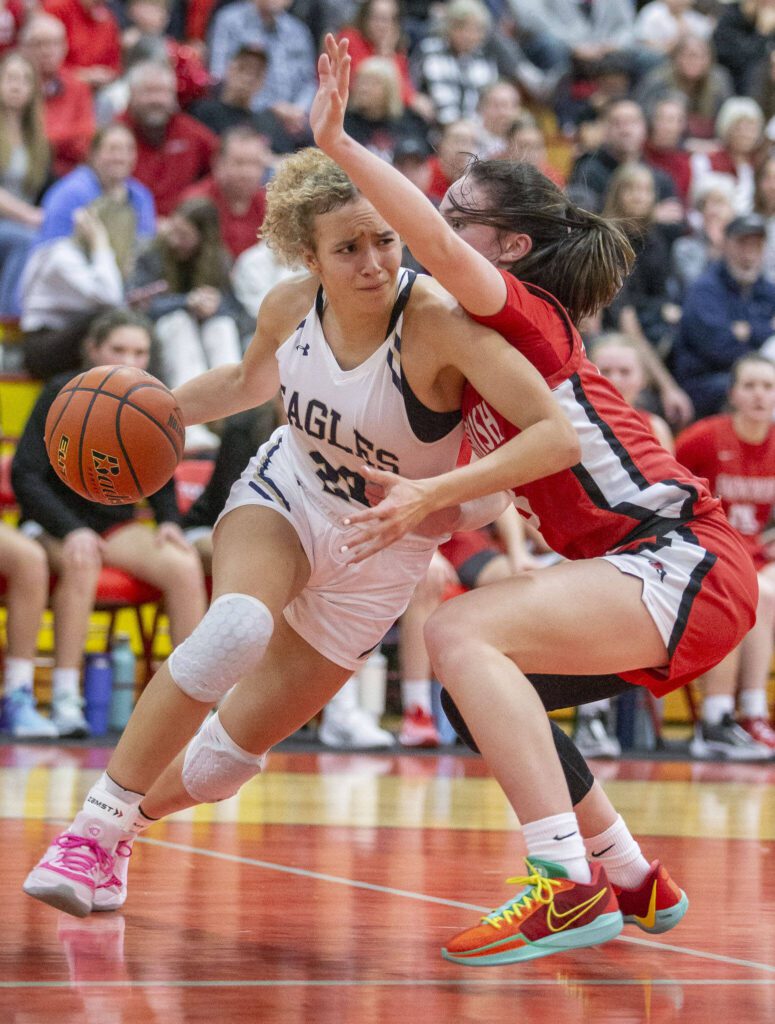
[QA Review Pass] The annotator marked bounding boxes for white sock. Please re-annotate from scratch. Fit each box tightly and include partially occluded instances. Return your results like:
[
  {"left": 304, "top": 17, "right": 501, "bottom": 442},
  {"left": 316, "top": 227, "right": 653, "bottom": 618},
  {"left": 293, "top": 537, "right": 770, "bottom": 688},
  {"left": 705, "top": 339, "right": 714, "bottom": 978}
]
[
  {"left": 521, "top": 812, "right": 591, "bottom": 883},
  {"left": 738, "top": 688, "right": 769, "bottom": 719},
  {"left": 402, "top": 679, "right": 432, "bottom": 714},
  {"left": 52, "top": 667, "right": 81, "bottom": 700},
  {"left": 72, "top": 772, "right": 144, "bottom": 839},
  {"left": 583, "top": 814, "right": 651, "bottom": 889},
  {"left": 3, "top": 657, "right": 34, "bottom": 695},
  {"left": 702, "top": 694, "right": 734, "bottom": 726}
]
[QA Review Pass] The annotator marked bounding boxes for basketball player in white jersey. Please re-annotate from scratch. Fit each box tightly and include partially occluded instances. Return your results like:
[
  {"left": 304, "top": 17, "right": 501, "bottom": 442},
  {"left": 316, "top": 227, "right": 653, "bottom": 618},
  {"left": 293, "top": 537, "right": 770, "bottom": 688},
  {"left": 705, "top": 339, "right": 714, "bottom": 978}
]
[{"left": 24, "top": 148, "right": 580, "bottom": 918}]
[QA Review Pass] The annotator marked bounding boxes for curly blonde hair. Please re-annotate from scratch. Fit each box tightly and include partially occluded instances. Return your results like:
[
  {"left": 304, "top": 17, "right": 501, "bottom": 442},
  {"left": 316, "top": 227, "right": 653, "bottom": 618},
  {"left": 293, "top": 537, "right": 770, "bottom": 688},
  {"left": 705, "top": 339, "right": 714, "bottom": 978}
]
[{"left": 263, "top": 149, "right": 359, "bottom": 267}]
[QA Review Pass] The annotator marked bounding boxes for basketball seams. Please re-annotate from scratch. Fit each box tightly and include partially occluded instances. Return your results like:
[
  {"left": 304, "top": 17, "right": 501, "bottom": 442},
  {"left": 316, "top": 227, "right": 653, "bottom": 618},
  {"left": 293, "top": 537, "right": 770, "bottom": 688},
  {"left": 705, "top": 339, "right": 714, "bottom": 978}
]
[
  {"left": 113, "top": 397, "right": 144, "bottom": 498},
  {"left": 76, "top": 366, "right": 126, "bottom": 499},
  {"left": 117, "top": 382, "right": 183, "bottom": 459}
]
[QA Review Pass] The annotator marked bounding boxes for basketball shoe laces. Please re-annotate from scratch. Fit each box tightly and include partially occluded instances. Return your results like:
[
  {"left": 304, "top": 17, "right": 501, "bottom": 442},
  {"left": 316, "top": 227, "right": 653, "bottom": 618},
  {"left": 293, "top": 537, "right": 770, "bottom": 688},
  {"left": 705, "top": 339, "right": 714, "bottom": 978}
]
[
  {"left": 48, "top": 833, "right": 115, "bottom": 883},
  {"left": 98, "top": 840, "right": 132, "bottom": 891},
  {"left": 482, "top": 864, "right": 564, "bottom": 929}
]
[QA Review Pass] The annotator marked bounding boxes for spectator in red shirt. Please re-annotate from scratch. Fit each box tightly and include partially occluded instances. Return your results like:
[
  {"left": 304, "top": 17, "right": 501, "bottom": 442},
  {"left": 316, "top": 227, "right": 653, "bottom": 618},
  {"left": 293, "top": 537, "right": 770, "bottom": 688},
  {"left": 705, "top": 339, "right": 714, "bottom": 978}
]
[
  {"left": 20, "top": 13, "right": 96, "bottom": 179},
  {"left": 43, "top": 0, "right": 121, "bottom": 89},
  {"left": 0, "top": 0, "right": 24, "bottom": 57},
  {"left": 182, "top": 125, "right": 268, "bottom": 259},
  {"left": 121, "top": 60, "right": 218, "bottom": 216}
]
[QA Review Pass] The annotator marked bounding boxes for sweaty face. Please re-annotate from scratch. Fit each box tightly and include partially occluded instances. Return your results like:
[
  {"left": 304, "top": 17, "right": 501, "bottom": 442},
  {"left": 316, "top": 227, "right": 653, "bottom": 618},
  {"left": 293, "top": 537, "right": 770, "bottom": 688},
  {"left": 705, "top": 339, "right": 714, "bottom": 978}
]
[
  {"left": 730, "top": 361, "right": 775, "bottom": 421},
  {"left": 440, "top": 177, "right": 510, "bottom": 265},
  {"left": 89, "top": 326, "right": 151, "bottom": 370},
  {"left": 307, "top": 197, "right": 402, "bottom": 306},
  {"left": 593, "top": 344, "right": 644, "bottom": 405}
]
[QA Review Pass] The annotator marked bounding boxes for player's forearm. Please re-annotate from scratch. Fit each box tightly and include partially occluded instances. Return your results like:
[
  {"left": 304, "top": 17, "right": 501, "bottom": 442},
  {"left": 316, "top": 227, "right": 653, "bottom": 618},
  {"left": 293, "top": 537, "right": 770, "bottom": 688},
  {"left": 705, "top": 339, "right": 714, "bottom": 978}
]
[
  {"left": 456, "top": 490, "right": 511, "bottom": 532},
  {"left": 173, "top": 363, "right": 272, "bottom": 426},
  {"left": 421, "top": 418, "right": 579, "bottom": 515}
]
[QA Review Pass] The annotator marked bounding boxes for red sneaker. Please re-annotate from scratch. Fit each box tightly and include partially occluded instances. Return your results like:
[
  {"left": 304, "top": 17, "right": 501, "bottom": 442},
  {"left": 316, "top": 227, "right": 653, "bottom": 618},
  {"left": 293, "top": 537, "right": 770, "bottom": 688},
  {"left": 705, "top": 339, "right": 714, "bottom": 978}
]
[
  {"left": 398, "top": 706, "right": 440, "bottom": 747},
  {"left": 738, "top": 717, "right": 775, "bottom": 751},
  {"left": 442, "top": 859, "right": 622, "bottom": 966},
  {"left": 614, "top": 860, "right": 688, "bottom": 934}
]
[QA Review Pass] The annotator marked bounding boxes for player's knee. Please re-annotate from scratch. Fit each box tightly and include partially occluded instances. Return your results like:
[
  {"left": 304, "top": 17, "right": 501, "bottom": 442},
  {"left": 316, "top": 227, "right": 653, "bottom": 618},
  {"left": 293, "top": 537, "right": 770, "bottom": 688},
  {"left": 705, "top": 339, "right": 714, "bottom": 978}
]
[
  {"left": 424, "top": 602, "right": 466, "bottom": 678},
  {"left": 169, "top": 592, "right": 274, "bottom": 703},
  {"left": 182, "top": 712, "right": 267, "bottom": 803}
]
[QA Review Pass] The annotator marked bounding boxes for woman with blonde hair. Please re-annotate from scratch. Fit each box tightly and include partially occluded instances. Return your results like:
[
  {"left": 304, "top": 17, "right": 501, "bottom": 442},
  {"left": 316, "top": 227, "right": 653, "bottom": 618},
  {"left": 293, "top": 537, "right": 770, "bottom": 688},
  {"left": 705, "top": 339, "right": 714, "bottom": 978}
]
[
  {"left": 343, "top": 56, "right": 428, "bottom": 162},
  {"left": 0, "top": 51, "right": 49, "bottom": 317}
]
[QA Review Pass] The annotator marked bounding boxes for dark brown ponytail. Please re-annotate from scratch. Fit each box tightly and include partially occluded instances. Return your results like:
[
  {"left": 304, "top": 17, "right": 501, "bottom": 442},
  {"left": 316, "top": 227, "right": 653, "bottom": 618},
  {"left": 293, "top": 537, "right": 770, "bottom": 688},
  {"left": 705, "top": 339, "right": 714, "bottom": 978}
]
[{"left": 449, "top": 160, "right": 635, "bottom": 324}]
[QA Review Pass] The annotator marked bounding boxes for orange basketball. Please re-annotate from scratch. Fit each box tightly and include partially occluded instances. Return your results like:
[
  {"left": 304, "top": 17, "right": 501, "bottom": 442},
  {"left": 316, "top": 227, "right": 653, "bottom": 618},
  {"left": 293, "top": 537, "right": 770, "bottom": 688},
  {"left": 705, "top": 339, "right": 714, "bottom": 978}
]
[{"left": 45, "top": 365, "right": 185, "bottom": 505}]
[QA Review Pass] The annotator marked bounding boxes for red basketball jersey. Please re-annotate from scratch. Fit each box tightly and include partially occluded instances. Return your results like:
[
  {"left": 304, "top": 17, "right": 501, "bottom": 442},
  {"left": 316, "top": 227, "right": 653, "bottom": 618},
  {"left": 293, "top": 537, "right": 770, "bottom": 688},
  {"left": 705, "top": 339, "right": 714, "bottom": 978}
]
[
  {"left": 462, "top": 271, "right": 719, "bottom": 560},
  {"left": 675, "top": 415, "right": 775, "bottom": 568}
]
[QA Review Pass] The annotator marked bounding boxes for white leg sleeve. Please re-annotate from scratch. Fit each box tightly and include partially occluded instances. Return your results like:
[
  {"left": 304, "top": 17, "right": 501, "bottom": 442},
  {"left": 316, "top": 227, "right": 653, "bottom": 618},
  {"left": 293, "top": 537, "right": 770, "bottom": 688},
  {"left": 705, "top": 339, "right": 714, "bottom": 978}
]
[
  {"left": 168, "top": 593, "right": 274, "bottom": 704},
  {"left": 182, "top": 712, "right": 267, "bottom": 803}
]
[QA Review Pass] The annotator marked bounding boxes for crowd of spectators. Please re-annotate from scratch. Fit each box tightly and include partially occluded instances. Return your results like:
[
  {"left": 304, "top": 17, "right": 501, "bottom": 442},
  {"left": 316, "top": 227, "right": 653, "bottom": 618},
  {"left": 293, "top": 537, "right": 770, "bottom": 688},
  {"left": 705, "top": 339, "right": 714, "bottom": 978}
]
[{"left": 2, "top": 0, "right": 775, "bottom": 754}]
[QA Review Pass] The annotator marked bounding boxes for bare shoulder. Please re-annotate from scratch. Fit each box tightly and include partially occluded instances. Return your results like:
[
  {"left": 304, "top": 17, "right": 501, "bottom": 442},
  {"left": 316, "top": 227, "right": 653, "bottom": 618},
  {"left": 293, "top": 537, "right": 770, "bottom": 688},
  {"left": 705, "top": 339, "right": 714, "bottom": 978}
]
[
  {"left": 259, "top": 274, "right": 319, "bottom": 339},
  {"left": 404, "top": 274, "right": 482, "bottom": 340}
]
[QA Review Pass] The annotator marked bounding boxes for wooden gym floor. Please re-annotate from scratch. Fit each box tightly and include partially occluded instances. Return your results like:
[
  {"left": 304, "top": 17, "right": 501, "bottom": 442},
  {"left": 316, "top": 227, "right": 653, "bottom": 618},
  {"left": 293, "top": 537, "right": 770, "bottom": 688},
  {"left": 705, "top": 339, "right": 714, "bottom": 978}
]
[{"left": 1, "top": 743, "right": 774, "bottom": 1023}]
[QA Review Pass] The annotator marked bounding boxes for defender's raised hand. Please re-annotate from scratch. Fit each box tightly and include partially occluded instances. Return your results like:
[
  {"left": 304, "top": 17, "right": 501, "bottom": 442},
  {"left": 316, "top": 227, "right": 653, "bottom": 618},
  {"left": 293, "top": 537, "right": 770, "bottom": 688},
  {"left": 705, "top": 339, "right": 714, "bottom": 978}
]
[{"left": 310, "top": 34, "right": 351, "bottom": 152}]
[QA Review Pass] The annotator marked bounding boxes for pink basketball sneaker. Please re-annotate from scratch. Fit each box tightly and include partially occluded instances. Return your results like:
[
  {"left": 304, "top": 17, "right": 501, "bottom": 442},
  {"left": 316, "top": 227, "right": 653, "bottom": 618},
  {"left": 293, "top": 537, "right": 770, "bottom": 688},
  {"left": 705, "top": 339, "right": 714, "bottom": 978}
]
[
  {"left": 23, "top": 816, "right": 124, "bottom": 918},
  {"left": 93, "top": 838, "right": 134, "bottom": 912}
]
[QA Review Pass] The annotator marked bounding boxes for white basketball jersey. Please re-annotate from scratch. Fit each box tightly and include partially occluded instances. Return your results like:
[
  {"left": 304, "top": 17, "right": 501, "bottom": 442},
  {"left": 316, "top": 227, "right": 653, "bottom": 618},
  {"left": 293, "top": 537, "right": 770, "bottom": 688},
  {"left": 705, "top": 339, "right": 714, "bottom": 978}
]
[{"left": 274, "top": 269, "right": 464, "bottom": 522}]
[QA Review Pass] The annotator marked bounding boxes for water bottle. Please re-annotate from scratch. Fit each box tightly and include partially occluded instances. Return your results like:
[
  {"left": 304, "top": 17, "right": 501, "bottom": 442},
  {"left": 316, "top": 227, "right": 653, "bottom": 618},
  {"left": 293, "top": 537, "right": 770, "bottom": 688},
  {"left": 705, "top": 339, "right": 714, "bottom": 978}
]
[
  {"left": 109, "top": 633, "right": 137, "bottom": 733},
  {"left": 83, "top": 653, "right": 113, "bottom": 737},
  {"left": 357, "top": 649, "right": 388, "bottom": 722}
]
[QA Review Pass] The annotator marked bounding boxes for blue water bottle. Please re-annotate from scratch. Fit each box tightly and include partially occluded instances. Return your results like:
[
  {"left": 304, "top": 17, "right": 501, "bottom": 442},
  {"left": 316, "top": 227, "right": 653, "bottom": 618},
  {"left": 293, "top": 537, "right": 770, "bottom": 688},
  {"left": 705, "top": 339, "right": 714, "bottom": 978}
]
[
  {"left": 109, "top": 633, "right": 137, "bottom": 733},
  {"left": 83, "top": 653, "right": 113, "bottom": 736}
]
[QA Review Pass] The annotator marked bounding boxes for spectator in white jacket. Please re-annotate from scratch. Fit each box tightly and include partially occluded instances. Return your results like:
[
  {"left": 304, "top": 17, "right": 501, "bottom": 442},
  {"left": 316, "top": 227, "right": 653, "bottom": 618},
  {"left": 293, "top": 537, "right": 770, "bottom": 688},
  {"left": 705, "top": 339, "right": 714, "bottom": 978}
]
[{"left": 20, "top": 204, "right": 124, "bottom": 378}]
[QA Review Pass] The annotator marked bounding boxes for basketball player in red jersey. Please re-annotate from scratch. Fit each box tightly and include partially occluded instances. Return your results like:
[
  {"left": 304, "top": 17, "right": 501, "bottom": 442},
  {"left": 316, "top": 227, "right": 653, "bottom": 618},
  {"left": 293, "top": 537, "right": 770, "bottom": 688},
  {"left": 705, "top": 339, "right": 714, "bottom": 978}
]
[
  {"left": 313, "top": 36, "right": 759, "bottom": 966},
  {"left": 676, "top": 354, "right": 775, "bottom": 755}
]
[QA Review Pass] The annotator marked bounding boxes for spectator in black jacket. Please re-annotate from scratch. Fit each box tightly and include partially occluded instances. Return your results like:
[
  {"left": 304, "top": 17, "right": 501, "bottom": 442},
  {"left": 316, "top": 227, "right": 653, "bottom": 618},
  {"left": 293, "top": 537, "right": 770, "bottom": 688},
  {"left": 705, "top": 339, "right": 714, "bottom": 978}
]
[
  {"left": 673, "top": 213, "right": 775, "bottom": 417},
  {"left": 713, "top": 0, "right": 775, "bottom": 96},
  {"left": 11, "top": 308, "right": 208, "bottom": 738}
]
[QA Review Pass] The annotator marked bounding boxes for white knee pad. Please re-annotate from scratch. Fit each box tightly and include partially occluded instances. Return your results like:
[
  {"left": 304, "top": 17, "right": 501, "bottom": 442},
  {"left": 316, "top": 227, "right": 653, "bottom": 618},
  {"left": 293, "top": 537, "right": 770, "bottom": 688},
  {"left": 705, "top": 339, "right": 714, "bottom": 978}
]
[
  {"left": 169, "top": 593, "right": 274, "bottom": 703},
  {"left": 182, "top": 712, "right": 267, "bottom": 803}
]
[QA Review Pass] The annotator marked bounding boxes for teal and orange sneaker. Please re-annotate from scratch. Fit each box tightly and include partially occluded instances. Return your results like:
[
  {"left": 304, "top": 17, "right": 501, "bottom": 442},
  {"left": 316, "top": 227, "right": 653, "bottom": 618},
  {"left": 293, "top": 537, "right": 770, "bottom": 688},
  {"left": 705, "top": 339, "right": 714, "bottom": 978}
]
[
  {"left": 614, "top": 860, "right": 688, "bottom": 934},
  {"left": 442, "top": 858, "right": 622, "bottom": 967}
]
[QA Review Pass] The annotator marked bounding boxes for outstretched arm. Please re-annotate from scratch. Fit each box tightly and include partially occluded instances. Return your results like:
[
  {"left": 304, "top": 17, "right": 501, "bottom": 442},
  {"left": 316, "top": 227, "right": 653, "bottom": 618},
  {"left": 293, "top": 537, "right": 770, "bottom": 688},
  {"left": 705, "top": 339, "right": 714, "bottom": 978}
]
[{"left": 310, "top": 35, "right": 507, "bottom": 316}]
